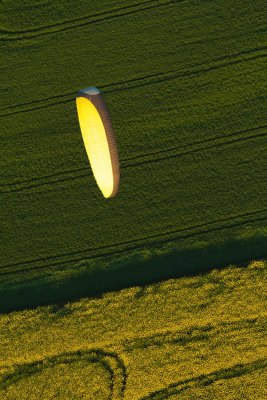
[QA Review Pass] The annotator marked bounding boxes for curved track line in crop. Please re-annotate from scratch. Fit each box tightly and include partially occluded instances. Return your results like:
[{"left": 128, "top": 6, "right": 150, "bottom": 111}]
[
  {"left": 0, "top": 349, "right": 127, "bottom": 399},
  {"left": 0, "top": 208, "right": 266, "bottom": 276},
  {"left": 138, "top": 358, "right": 267, "bottom": 400},
  {"left": 0, "top": 0, "right": 185, "bottom": 41},
  {"left": 1, "top": 124, "right": 266, "bottom": 194},
  {"left": 0, "top": 45, "right": 265, "bottom": 118}
]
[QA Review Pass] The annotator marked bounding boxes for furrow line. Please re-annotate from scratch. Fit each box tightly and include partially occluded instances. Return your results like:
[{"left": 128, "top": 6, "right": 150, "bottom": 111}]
[
  {"left": 123, "top": 315, "right": 266, "bottom": 352},
  {"left": 0, "top": 125, "right": 266, "bottom": 194},
  {"left": 0, "top": 0, "right": 156, "bottom": 35},
  {"left": 122, "top": 124, "right": 267, "bottom": 162},
  {"left": 0, "top": 0, "right": 184, "bottom": 41},
  {"left": 0, "top": 209, "right": 266, "bottom": 276},
  {"left": 0, "top": 171, "right": 89, "bottom": 194},
  {"left": 0, "top": 96, "right": 73, "bottom": 118},
  {"left": 139, "top": 358, "right": 267, "bottom": 399},
  {"left": 0, "top": 92, "right": 74, "bottom": 112},
  {"left": 1, "top": 46, "right": 265, "bottom": 118},
  {"left": 0, "top": 167, "right": 87, "bottom": 188},
  {"left": 104, "top": 53, "right": 267, "bottom": 95},
  {"left": 123, "top": 130, "right": 267, "bottom": 168},
  {"left": 102, "top": 45, "right": 267, "bottom": 92}
]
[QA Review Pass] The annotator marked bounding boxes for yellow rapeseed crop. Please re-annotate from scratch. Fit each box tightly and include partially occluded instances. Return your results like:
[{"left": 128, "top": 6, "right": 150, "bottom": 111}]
[{"left": 0, "top": 260, "right": 266, "bottom": 399}]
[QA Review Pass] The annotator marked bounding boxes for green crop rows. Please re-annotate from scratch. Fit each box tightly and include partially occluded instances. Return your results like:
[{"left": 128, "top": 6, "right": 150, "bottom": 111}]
[
  {"left": 0, "top": 260, "right": 266, "bottom": 399},
  {"left": 1, "top": 0, "right": 267, "bottom": 306}
]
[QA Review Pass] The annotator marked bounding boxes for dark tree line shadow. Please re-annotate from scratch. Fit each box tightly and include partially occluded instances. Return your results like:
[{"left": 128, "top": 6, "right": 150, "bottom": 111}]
[{"left": 0, "top": 232, "right": 266, "bottom": 314}]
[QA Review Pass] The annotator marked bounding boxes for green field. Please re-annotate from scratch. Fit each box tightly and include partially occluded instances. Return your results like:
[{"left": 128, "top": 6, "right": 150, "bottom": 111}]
[
  {"left": 0, "top": 260, "right": 266, "bottom": 399},
  {"left": 1, "top": 0, "right": 266, "bottom": 312}
]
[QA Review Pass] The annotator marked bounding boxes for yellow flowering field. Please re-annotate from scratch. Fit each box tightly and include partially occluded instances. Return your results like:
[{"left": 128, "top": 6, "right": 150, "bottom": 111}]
[{"left": 0, "top": 260, "right": 266, "bottom": 399}]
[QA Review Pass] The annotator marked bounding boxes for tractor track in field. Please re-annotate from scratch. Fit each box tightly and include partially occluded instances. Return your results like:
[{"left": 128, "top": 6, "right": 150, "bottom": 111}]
[
  {"left": 0, "top": 0, "right": 186, "bottom": 41},
  {"left": 102, "top": 45, "right": 267, "bottom": 92},
  {"left": 0, "top": 208, "right": 266, "bottom": 277},
  {"left": 122, "top": 315, "right": 267, "bottom": 353},
  {"left": 122, "top": 124, "right": 267, "bottom": 163},
  {"left": 0, "top": 167, "right": 88, "bottom": 192},
  {"left": 1, "top": 316, "right": 264, "bottom": 398},
  {"left": 123, "top": 128, "right": 267, "bottom": 168},
  {"left": 126, "top": 316, "right": 267, "bottom": 399},
  {"left": 126, "top": 316, "right": 266, "bottom": 398},
  {"left": 0, "top": 349, "right": 127, "bottom": 399},
  {"left": 0, "top": 92, "right": 74, "bottom": 116},
  {"left": 138, "top": 358, "right": 267, "bottom": 399},
  {"left": 104, "top": 52, "right": 267, "bottom": 95},
  {"left": 0, "top": 45, "right": 266, "bottom": 118},
  {"left": 0, "top": 123, "right": 266, "bottom": 194}
]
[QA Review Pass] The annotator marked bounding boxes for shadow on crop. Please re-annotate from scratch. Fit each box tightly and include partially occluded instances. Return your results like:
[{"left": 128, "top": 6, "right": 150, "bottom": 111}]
[{"left": 0, "top": 234, "right": 266, "bottom": 314}]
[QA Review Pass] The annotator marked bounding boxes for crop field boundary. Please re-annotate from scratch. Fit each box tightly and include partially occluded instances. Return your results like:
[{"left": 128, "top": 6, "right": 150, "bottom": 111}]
[
  {"left": 1, "top": 208, "right": 266, "bottom": 276},
  {"left": 0, "top": 232, "right": 266, "bottom": 313},
  {"left": 1, "top": 0, "right": 266, "bottom": 330}
]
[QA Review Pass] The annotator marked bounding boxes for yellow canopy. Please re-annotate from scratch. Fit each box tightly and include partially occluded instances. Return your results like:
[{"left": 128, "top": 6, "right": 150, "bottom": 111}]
[{"left": 76, "top": 87, "right": 120, "bottom": 198}]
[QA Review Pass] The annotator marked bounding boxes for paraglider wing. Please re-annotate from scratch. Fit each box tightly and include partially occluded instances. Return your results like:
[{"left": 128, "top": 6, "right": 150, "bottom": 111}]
[{"left": 76, "top": 86, "right": 120, "bottom": 198}]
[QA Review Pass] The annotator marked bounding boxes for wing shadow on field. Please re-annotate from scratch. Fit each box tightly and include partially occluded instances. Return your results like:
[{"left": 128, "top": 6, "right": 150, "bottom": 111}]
[{"left": 0, "top": 233, "right": 266, "bottom": 314}]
